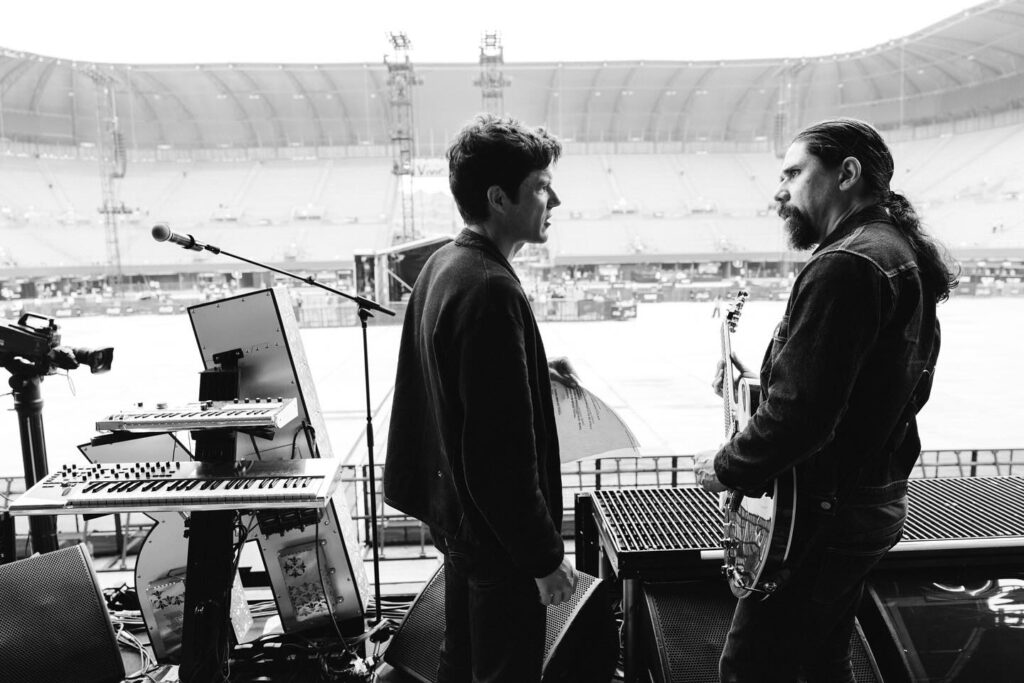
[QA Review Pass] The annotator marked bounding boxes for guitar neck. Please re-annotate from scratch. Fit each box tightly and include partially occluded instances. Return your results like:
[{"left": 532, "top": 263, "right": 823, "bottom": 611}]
[
  {"left": 721, "top": 321, "right": 737, "bottom": 439},
  {"left": 719, "top": 290, "right": 749, "bottom": 440}
]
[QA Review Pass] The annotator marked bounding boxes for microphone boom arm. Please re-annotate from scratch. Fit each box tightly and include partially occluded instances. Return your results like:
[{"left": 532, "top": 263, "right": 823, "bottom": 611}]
[
  {"left": 152, "top": 225, "right": 395, "bottom": 316},
  {"left": 209, "top": 244, "right": 394, "bottom": 316}
]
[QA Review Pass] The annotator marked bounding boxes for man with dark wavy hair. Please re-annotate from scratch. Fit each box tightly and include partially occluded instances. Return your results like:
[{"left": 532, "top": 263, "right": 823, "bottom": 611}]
[
  {"left": 694, "top": 118, "right": 957, "bottom": 682},
  {"left": 384, "top": 114, "right": 576, "bottom": 683}
]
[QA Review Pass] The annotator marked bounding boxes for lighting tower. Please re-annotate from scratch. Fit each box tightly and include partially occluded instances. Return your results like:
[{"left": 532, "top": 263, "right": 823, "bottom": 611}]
[
  {"left": 83, "top": 67, "right": 130, "bottom": 286},
  {"left": 772, "top": 65, "right": 796, "bottom": 159},
  {"left": 385, "top": 32, "right": 421, "bottom": 243},
  {"left": 475, "top": 32, "right": 509, "bottom": 115}
]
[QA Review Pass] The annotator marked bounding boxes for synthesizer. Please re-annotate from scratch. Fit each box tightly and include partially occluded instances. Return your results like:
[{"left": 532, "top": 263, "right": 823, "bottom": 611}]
[
  {"left": 96, "top": 397, "right": 299, "bottom": 432},
  {"left": 8, "top": 458, "right": 342, "bottom": 515}
]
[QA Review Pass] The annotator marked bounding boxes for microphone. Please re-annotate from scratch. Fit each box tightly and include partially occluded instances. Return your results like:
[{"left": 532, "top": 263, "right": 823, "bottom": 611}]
[{"left": 151, "top": 223, "right": 209, "bottom": 252}]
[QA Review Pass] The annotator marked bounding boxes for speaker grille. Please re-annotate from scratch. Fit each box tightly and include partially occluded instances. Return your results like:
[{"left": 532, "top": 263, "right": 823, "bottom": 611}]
[
  {"left": 543, "top": 571, "right": 598, "bottom": 669},
  {"left": 642, "top": 581, "right": 880, "bottom": 683},
  {"left": 384, "top": 565, "right": 606, "bottom": 683},
  {"left": 0, "top": 544, "right": 124, "bottom": 683},
  {"left": 384, "top": 564, "right": 446, "bottom": 683}
]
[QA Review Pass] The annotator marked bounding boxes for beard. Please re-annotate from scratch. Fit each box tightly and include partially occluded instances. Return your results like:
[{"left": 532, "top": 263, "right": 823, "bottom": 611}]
[{"left": 780, "top": 205, "right": 819, "bottom": 251}]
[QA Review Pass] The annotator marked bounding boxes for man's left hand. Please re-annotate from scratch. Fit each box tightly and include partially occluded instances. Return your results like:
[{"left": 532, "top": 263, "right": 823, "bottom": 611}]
[
  {"left": 548, "top": 356, "right": 581, "bottom": 389},
  {"left": 693, "top": 449, "right": 729, "bottom": 493}
]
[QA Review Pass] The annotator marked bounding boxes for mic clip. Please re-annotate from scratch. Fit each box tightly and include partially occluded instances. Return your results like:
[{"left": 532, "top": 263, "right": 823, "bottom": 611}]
[{"left": 180, "top": 234, "right": 204, "bottom": 252}]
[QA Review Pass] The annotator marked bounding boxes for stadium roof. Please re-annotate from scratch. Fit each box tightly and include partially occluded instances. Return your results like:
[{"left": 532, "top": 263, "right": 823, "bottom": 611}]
[{"left": 1, "top": 0, "right": 1023, "bottom": 151}]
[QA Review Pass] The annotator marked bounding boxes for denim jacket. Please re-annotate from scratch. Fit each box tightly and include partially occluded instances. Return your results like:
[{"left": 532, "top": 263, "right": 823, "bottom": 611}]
[{"left": 714, "top": 206, "right": 941, "bottom": 501}]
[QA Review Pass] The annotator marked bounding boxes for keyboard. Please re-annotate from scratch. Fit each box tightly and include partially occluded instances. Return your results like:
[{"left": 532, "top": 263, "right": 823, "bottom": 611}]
[
  {"left": 8, "top": 458, "right": 342, "bottom": 515},
  {"left": 96, "top": 398, "right": 299, "bottom": 432}
]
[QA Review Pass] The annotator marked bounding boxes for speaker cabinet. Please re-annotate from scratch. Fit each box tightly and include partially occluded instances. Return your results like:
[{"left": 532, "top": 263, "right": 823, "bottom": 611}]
[
  {"left": 0, "top": 544, "right": 125, "bottom": 683},
  {"left": 384, "top": 564, "right": 617, "bottom": 683},
  {"left": 641, "top": 580, "right": 882, "bottom": 683}
]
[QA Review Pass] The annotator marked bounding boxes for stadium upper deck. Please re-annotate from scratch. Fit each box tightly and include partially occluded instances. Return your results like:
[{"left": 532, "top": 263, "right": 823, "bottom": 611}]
[
  {"left": 0, "top": 0, "right": 1022, "bottom": 151},
  {"left": 1, "top": 1, "right": 1023, "bottom": 279}
]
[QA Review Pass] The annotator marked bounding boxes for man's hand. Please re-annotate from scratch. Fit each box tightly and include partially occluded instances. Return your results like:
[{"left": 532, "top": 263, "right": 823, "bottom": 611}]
[
  {"left": 711, "top": 360, "right": 725, "bottom": 398},
  {"left": 535, "top": 557, "right": 577, "bottom": 607},
  {"left": 713, "top": 354, "right": 751, "bottom": 398},
  {"left": 548, "top": 356, "right": 581, "bottom": 390},
  {"left": 693, "top": 448, "right": 729, "bottom": 493}
]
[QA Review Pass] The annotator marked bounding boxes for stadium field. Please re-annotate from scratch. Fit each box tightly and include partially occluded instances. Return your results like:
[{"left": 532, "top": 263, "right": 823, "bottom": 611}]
[{"left": 0, "top": 296, "right": 1015, "bottom": 481}]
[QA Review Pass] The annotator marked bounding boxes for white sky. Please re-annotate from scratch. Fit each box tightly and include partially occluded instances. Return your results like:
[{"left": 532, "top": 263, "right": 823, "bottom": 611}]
[{"left": 0, "top": 0, "right": 990, "bottom": 64}]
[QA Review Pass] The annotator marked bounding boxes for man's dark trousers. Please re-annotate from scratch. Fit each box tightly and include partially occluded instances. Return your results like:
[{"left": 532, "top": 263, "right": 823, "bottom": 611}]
[
  {"left": 720, "top": 483, "right": 908, "bottom": 682},
  {"left": 436, "top": 537, "right": 546, "bottom": 683}
]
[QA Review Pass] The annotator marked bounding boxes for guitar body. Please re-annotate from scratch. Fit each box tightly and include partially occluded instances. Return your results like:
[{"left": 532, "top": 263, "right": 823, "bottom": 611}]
[
  {"left": 721, "top": 471, "right": 797, "bottom": 599},
  {"left": 718, "top": 296, "right": 798, "bottom": 599}
]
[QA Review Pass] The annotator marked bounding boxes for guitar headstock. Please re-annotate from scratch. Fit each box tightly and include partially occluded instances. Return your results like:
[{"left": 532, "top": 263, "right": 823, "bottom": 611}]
[{"left": 725, "top": 290, "right": 749, "bottom": 333}]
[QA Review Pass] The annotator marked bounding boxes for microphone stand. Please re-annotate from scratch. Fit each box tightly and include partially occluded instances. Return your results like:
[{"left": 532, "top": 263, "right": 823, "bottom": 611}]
[{"left": 158, "top": 230, "right": 394, "bottom": 628}]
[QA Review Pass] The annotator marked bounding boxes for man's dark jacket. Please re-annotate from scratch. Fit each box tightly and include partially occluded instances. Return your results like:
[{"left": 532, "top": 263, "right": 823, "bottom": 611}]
[
  {"left": 384, "top": 229, "right": 564, "bottom": 578},
  {"left": 715, "top": 206, "right": 941, "bottom": 500}
]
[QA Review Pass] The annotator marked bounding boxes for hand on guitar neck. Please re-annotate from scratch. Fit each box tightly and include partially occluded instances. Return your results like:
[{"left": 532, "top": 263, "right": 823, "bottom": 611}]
[
  {"left": 711, "top": 353, "right": 752, "bottom": 398},
  {"left": 700, "top": 351, "right": 751, "bottom": 494}
]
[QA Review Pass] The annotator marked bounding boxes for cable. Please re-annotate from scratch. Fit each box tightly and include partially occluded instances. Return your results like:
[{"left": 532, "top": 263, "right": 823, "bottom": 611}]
[
  {"left": 216, "top": 510, "right": 253, "bottom": 683},
  {"left": 306, "top": 423, "right": 322, "bottom": 459},
  {"left": 290, "top": 422, "right": 315, "bottom": 459},
  {"left": 115, "top": 623, "right": 159, "bottom": 681},
  {"left": 248, "top": 433, "right": 263, "bottom": 460}
]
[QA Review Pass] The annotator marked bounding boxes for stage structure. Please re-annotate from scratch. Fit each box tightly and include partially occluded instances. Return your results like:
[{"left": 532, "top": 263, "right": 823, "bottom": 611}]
[
  {"left": 82, "top": 66, "right": 130, "bottom": 284},
  {"left": 355, "top": 234, "right": 453, "bottom": 307},
  {"left": 386, "top": 32, "right": 422, "bottom": 244},
  {"left": 772, "top": 67, "right": 795, "bottom": 159},
  {"left": 475, "top": 31, "right": 509, "bottom": 116}
]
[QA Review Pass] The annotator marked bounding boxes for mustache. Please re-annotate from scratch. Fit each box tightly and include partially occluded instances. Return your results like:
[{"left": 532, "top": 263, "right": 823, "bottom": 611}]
[{"left": 777, "top": 203, "right": 796, "bottom": 219}]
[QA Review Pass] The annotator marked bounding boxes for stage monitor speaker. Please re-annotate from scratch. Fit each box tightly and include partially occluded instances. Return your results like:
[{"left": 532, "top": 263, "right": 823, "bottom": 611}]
[
  {"left": 0, "top": 544, "right": 125, "bottom": 683},
  {"left": 641, "top": 580, "right": 882, "bottom": 683},
  {"left": 383, "top": 564, "right": 617, "bottom": 683}
]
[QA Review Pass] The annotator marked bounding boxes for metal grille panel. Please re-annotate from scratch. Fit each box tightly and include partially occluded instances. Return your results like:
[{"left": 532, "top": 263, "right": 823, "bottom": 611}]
[
  {"left": 594, "top": 487, "right": 721, "bottom": 553},
  {"left": 902, "top": 476, "right": 1024, "bottom": 541},
  {"left": 593, "top": 476, "right": 1024, "bottom": 559}
]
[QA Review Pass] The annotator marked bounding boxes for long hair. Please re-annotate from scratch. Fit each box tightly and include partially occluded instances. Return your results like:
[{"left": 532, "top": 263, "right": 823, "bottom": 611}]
[{"left": 794, "top": 118, "right": 959, "bottom": 303}]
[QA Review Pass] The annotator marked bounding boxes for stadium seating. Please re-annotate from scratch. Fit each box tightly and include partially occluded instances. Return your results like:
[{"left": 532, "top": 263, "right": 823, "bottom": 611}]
[{"left": 1, "top": 121, "right": 1022, "bottom": 269}]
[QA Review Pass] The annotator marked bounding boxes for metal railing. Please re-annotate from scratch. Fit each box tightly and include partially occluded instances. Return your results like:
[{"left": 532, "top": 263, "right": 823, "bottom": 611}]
[
  {"left": 346, "top": 448, "right": 1024, "bottom": 557},
  {"left": 5, "top": 448, "right": 1022, "bottom": 562}
]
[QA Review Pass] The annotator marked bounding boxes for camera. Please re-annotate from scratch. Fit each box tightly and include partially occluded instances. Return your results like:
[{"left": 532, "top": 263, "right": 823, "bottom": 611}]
[{"left": 0, "top": 313, "right": 113, "bottom": 375}]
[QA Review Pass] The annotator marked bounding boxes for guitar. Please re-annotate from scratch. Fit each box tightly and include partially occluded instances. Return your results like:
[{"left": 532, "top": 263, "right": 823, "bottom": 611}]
[{"left": 719, "top": 290, "right": 798, "bottom": 599}]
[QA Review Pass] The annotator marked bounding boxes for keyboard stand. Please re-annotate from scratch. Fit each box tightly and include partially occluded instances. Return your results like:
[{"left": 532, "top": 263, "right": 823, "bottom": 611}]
[
  {"left": 0, "top": 511, "right": 14, "bottom": 565},
  {"left": 179, "top": 354, "right": 245, "bottom": 683},
  {"left": 180, "top": 506, "right": 237, "bottom": 682}
]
